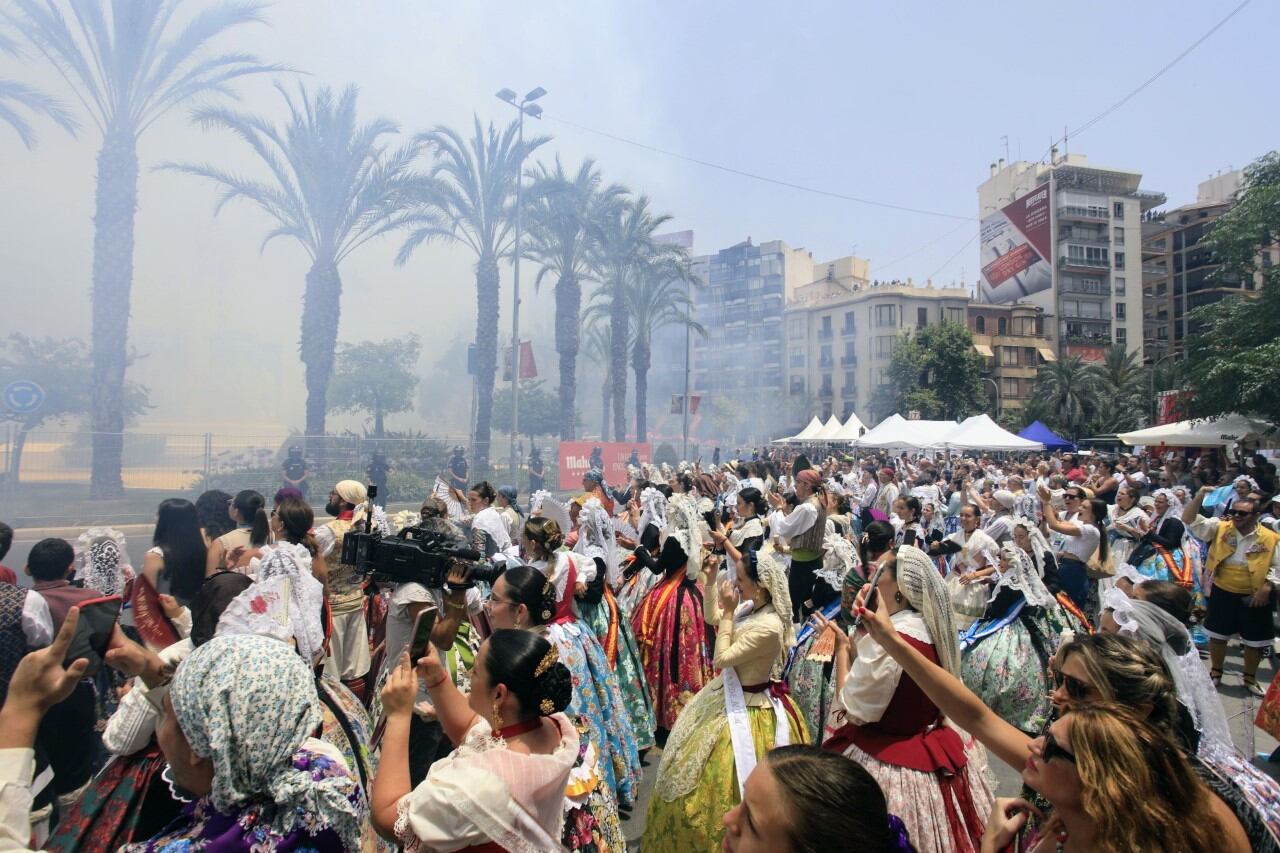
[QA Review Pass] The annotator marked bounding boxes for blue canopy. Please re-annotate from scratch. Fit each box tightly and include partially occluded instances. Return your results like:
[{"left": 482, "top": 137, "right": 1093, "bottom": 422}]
[{"left": 1017, "top": 420, "right": 1075, "bottom": 451}]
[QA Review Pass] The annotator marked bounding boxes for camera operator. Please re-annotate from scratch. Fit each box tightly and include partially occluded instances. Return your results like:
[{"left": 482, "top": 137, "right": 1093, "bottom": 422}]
[{"left": 314, "top": 480, "right": 374, "bottom": 702}]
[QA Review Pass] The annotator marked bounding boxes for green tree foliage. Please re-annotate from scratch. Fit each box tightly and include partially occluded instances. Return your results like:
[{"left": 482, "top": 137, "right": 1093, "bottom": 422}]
[
  {"left": 491, "top": 380, "right": 564, "bottom": 438},
  {"left": 877, "top": 322, "right": 984, "bottom": 421},
  {"left": 1026, "top": 356, "right": 1104, "bottom": 440},
  {"left": 1184, "top": 151, "right": 1280, "bottom": 426},
  {"left": 327, "top": 334, "right": 422, "bottom": 438}
]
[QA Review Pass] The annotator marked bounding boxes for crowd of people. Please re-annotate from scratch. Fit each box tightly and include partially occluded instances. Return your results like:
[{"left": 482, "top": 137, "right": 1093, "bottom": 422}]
[{"left": 0, "top": 442, "right": 1278, "bottom": 852}]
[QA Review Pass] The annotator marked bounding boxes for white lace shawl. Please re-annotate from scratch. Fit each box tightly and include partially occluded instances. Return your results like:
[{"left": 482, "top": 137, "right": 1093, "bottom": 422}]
[
  {"left": 992, "top": 544, "right": 1055, "bottom": 608},
  {"left": 574, "top": 498, "right": 621, "bottom": 587},
  {"left": 896, "top": 546, "right": 961, "bottom": 677},
  {"left": 638, "top": 487, "right": 668, "bottom": 535}
]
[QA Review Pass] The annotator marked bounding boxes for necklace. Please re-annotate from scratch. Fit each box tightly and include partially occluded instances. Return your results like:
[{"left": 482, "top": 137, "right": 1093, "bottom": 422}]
[{"left": 493, "top": 717, "right": 541, "bottom": 740}]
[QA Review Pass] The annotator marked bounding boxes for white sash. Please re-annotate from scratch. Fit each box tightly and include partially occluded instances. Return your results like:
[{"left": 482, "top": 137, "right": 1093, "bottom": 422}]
[{"left": 721, "top": 604, "right": 791, "bottom": 798}]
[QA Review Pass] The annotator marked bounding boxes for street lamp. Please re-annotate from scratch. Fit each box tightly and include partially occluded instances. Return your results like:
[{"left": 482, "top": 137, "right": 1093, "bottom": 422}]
[
  {"left": 495, "top": 85, "right": 545, "bottom": 478},
  {"left": 982, "top": 377, "right": 1001, "bottom": 419}
]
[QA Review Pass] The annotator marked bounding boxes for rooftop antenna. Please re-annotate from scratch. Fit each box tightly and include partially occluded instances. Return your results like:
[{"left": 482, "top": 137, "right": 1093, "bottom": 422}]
[
  {"left": 1063, "top": 125, "right": 1069, "bottom": 158},
  {"left": 1001, "top": 135, "right": 1010, "bottom": 164}
]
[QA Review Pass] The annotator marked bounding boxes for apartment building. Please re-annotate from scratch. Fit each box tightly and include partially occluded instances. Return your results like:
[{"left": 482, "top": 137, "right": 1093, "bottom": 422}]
[{"left": 966, "top": 302, "right": 1054, "bottom": 420}]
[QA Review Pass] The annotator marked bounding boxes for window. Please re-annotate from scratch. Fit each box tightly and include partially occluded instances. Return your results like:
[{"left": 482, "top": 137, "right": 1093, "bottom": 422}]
[
  {"left": 1113, "top": 226, "right": 1124, "bottom": 245},
  {"left": 917, "top": 307, "right": 928, "bottom": 328},
  {"left": 997, "top": 316, "right": 1008, "bottom": 335},
  {"left": 1000, "top": 347, "right": 1018, "bottom": 366},
  {"left": 1035, "top": 316, "right": 1044, "bottom": 335},
  {"left": 1115, "top": 302, "right": 1126, "bottom": 320},
  {"left": 1263, "top": 251, "right": 1274, "bottom": 268},
  {"left": 819, "top": 345, "right": 833, "bottom": 368},
  {"left": 975, "top": 315, "right": 986, "bottom": 334},
  {"left": 843, "top": 370, "right": 856, "bottom": 390},
  {"left": 789, "top": 347, "right": 805, "bottom": 368},
  {"left": 1002, "top": 377, "right": 1019, "bottom": 398},
  {"left": 873, "top": 305, "right": 896, "bottom": 327},
  {"left": 946, "top": 307, "right": 964, "bottom": 324},
  {"left": 1116, "top": 328, "right": 1127, "bottom": 344},
  {"left": 788, "top": 317, "right": 805, "bottom": 339},
  {"left": 789, "top": 376, "right": 805, "bottom": 394},
  {"left": 1114, "top": 252, "right": 1125, "bottom": 270},
  {"left": 1113, "top": 202, "right": 1125, "bottom": 219},
  {"left": 842, "top": 341, "right": 855, "bottom": 364},
  {"left": 1114, "top": 276, "right": 1126, "bottom": 297},
  {"left": 875, "top": 335, "right": 897, "bottom": 357},
  {"left": 874, "top": 368, "right": 891, "bottom": 387},
  {"left": 843, "top": 311, "right": 856, "bottom": 333},
  {"left": 820, "top": 374, "right": 833, "bottom": 394}
]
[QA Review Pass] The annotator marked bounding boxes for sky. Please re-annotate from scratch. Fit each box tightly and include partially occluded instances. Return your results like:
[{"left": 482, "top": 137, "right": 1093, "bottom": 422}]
[{"left": 0, "top": 0, "right": 1275, "bottom": 438}]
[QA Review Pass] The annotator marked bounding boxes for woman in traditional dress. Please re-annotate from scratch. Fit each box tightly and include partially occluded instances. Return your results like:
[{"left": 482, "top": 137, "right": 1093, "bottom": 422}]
[
  {"left": 959, "top": 544, "right": 1066, "bottom": 735},
  {"left": 825, "top": 545, "right": 994, "bottom": 853},
  {"left": 574, "top": 497, "right": 658, "bottom": 752},
  {"left": 464, "top": 480, "right": 514, "bottom": 556},
  {"left": 630, "top": 494, "right": 714, "bottom": 737},
  {"left": 1105, "top": 484, "right": 1149, "bottom": 598},
  {"left": 485, "top": 567, "right": 628, "bottom": 851},
  {"left": 372, "top": 629, "right": 580, "bottom": 852},
  {"left": 122, "top": 634, "right": 366, "bottom": 851},
  {"left": 517, "top": 517, "right": 644, "bottom": 808},
  {"left": 618, "top": 485, "right": 671, "bottom": 618},
  {"left": 929, "top": 503, "right": 1000, "bottom": 583},
  {"left": 894, "top": 495, "right": 928, "bottom": 550},
  {"left": 205, "top": 489, "right": 269, "bottom": 574},
  {"left": 644, "top": 548, "right": 808, "bottom": 852},
  {"left": 1130, "top": 488, "right": 1201, "bottom": 592},
  {"left": 1011, "top": 517, "right": 1091, "bottom": 635}
]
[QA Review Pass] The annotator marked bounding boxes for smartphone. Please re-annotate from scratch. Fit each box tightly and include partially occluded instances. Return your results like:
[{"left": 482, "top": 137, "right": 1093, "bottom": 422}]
[
  {"left": 66, "top": 595, "right": 122, "bottom": 677},
  {"left": 702, "top": 510, "right": 718, "bottom": 530},
  {"left": 409, "top": 605, "right": 439, "bottom": 662}
]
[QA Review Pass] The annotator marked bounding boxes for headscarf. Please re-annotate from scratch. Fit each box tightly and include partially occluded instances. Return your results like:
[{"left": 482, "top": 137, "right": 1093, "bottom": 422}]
[
  {"left": 993, "top": 543, "right": 1055, "bottom": 608},
  {"left": 1151, "top": 488, "right": 1184, "bottom": 532},
  {"left": 815, "top": 531, "right": 861, "bottom": 592},
  {"left": 170, "top": 635, "right": 364, "bottom": 849},
  {"left": 796, "top": 469, "right": 822, "bottom": 489},
  {"left": 582, "top": 469, "right": 604, "bottom": 487},
  {"left": 1011, "top": 516, "right": 1054, "bottom": 568},
  {"left": 992, "top": 490, "right": 1016, "bottom": 511},
  {"left": 638, "top": 486, "right": 669, "bottom": 535},
  {"left": 574, "top": 497, "right": 621, "bottom": 587},
  {"left": 334, "top": 480, "right": 367, "bottom": 506},
  {"left": 498, "top": 485, "right": 523, "bottom": 517},
  {"left": 1102, "top": 588, "right": 1232, "bottom": 753},
  {"left": 751, "top": 551, "right": 796, "bottom": 679},
  {"left": 666, "top": 493, "right": 703, "bottom": 579},
  {"left": 74, "top": 527, "right": 133, "bottom": 597},
  {"left": 245, "top": 543, "right": 327, "bottom": 664},
  {"left": 894, "top": 545, "right": 961, "bottom": 677}
]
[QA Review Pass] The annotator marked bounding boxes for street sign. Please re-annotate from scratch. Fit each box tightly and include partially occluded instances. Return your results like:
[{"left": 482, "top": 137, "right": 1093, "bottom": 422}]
[{"left": 3, "top": 380, "right": 45, "bottom": 415}]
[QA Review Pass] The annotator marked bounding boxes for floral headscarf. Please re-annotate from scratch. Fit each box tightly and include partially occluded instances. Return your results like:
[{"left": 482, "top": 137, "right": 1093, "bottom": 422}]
[{"left": 169, "top": 634, "right": 365, "bottom": 849}]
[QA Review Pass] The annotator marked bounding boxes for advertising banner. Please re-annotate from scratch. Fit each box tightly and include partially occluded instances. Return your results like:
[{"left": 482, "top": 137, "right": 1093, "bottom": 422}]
[
  {"left": 1156, "top": 390, "right": 1192, "bottom": 425},
  {"left": 979, "top": 184, "right": 1053, "bottom": 303},
  {"left": 558, "top": 441, "right": 651, "bottom": 491}
]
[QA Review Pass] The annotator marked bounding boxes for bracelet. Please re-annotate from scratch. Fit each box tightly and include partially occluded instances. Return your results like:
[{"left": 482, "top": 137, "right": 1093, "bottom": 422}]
[{"left": 425, "top": 673, "right": 449, "bottom": 690}]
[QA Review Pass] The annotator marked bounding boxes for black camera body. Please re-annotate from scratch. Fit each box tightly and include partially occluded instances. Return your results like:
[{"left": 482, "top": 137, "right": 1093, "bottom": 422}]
[{"left": 341, "top": 525, "right": 504, "bottom": 588}]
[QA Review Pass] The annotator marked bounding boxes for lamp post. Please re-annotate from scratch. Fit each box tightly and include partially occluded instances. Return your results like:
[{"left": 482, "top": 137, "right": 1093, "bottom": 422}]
[
  {"left": 983, "top": 377, "right": 1001, "bottom": 420},
  {"left": 495, "top": 85, "right": 545, "bottom": 480}
]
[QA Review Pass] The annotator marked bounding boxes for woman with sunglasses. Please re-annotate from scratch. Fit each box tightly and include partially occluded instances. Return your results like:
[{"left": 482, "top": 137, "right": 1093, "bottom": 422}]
[
  {"left": 1036, "top": 484, "right": 1106, "bottom": 612},
  {"left": 852, "top": 590, "right": 1259, "bottom": 852}
]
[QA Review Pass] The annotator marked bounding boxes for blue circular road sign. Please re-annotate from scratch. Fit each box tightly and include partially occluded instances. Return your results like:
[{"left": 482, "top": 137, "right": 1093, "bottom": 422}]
[{"left": 3, "top": 380, "right": 46, "bottom": 415}]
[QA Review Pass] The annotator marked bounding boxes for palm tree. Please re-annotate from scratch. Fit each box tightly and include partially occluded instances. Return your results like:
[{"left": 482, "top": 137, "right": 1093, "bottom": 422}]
[
  {"left": 0, "top": 32, "right": 77, "bottom": 146},
  {"left": 163, "top": 83, "right": 419, "bottom": 436},
  {"left": 1028, "top": 356, "right": 1104, "bottom": 440},
  {"left": 1094, "top": 345, "right": 1147, "bottom": 432},
  {"left": 8, "top": 0, "right": 278, "bottom": 497},
  {"left": 524, "top": 157, "right": 627, "bottom": 441},
  {"left": 581, "top": 320, "right": 614, "bottom": 441},
  {"left": 591, "top": 196, "right": 679, "bottom": 442},
  {"left": 397, "top": 118, "right": 547, "bottom": 475}
]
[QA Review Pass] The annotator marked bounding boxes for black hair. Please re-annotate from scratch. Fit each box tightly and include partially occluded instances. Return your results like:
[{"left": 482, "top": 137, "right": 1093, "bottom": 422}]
[
  {"left": 764, "top": 745, "right": 893, "bottom": 853},
  {"left": 152, "top": 498, "right": 207, "bottom": 603},
  {"left": 655, "top": 483, "right": 673, "bottom": 499},
  {"left": 860, "top": 520, "right": 895, "bottom": 566},
  {"left": 27, "top": 538, "right": 74, "bottom": 582},
  {"left": 737, "top": 486, "right": 767, "bottom": 517},
  {"left": 231, "top": 489, "right": 269, "bottom": 547},
  {"left": 470, "top": 481, "right": 496, "bottom": 504},
  {"left": 753, "top": 461, "right": 770, "bottom": 479},
  {"left": 899, "top": 495, "right": 921, "bottom": 522},
  {"left": 501, "top": 565, "right": 557, "bottom": 625},
  {"left": 275, "top": 496, "right": 318, "bottom": 557},
  {"left": 1086, "top": 498, "right": 1110, "bottom": 563},
  {"left": 791, "top": 455, "right": 812, "bottom": 476},
  {"left": 484, "top": 628, "right": 572, "bottom": 718},
  {"left": 674, "top": 472, "right": 694, "bottom": 493},
  {"left": 194, "top": 489, "right": 235, "bottom": 540},
  {"left": 0, "top": 521, "right": 12, "bottom": 562},
  {"left": 189, "top": 571, "right": 254, "bottom": 647},
  {"left": 735, "top": 463, "right": 750, "bottom": 479},
  {"left": 1134, "top": 580, "right": 1193, "bottom": 627}
]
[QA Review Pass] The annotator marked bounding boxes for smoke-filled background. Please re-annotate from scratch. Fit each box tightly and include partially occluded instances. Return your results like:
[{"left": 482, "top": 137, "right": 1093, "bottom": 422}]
[{"left": 0, "top": 0, "right": 1275, "bottom": 440}]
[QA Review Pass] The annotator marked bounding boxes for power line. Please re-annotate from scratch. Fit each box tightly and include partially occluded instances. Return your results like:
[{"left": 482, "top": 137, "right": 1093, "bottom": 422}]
[
  {"left": 547, "top": 114, "right": 975, "bottom": 222},
  {"left": 926, "top": 232, "right": 979, "bottom": 284},
  {"left": 1037, "top": 0, "right": 1250, "bottom": 163},
  {"left": 875, "top": 220, "right": 972, "bottom": 274}
]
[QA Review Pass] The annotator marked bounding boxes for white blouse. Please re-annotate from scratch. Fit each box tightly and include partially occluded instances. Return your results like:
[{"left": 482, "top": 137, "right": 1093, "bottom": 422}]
[{"left": 838, "top": 610, "right": 931, "bottom": 726}]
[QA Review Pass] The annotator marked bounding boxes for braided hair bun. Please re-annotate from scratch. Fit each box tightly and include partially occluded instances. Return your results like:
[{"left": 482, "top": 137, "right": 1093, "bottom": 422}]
[
  {"left": 502, "top": 565, "right": 557, "bottom": 626},
  {"left": 534, "top": 657, "right": 572, "bottom": 716},
  {"left": 486, "top": 629, "right": 573, "bottom": 718},
  {"left": 524, "top": 516, "right": 564, "bottom": 554}
]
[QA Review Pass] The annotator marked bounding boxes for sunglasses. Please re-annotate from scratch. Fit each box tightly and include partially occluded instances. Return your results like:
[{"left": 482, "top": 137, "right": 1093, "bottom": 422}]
[
  {"left": 1051, "top": 668, "right": 1093, "bottom": 701},
  {"left": 1224, "top": 509, "right": 1256, "bottom": 519},
  {"left": 1064, "top": 493, "right": 1083, "bottom": 501},
  {"left": 1042, "top": 729, "right": 1077, "bottom": 765}
]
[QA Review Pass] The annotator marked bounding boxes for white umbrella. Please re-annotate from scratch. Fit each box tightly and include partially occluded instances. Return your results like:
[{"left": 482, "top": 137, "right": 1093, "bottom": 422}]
[{"left": 1118, "top": 414, "right": 1275, "bottom": 448}]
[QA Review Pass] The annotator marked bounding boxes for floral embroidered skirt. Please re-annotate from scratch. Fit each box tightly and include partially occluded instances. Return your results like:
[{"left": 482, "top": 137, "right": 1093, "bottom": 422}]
[
  {"left": 960, "top": 614, "right": 1054, "bottom": 735},
  {"left": 785, "top": 633, "right": 838, "bottom": 737},
  {"left": 579, "top": 590, "right": 658, "bottom": 750},
  {"left": 631, "top": 573, "right": 713, "bottom": 732}
]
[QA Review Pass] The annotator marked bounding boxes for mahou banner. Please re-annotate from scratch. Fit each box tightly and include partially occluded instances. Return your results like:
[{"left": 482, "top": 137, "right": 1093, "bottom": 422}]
[{"left": 558, "top": 441, "right": 651, "bottom": 491}]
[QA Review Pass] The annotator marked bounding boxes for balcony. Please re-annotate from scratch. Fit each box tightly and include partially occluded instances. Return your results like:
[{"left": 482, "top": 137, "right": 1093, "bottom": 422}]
[
  {"left": 1060, "top": 279, "right": 1110, "bottom": 296},
  {"left": 840, "top": 355, "right": 857, "bottom": 366},
  {"left": 818, "top": 328, "right": 834, "bottom": 340},
  {"left": 1059, "top": 233, "right": 1109, "bottom": 246},
  {"left": 818, "top": 356, "right": 834, "bottom": 369},
  {"left": 1142, "top": 263, "right": 1167, "bottom": 277},
  {"left": 1058, "top": 205, "right": 1109, "bottom": 221},
  {"left": 841, "top": 326, "right": 856, "bottom": 337},
  {"left": 818, "top": 386, "right": 834, "bottom": 398},
  {"left": 1058, "top": 255, "right": 1110, "bottom": 271}
]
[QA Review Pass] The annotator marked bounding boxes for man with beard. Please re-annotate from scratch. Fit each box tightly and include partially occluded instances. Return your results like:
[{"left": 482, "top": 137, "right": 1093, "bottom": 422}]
[{"left": 313, "top": 480, "right": 372, "bottom": 701}]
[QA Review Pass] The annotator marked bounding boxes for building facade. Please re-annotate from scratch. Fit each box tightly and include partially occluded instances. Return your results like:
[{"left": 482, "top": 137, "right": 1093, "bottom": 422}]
[
  {"left": 784, "top": 273, "right": 969, "bottom": 425},
  {"left": 966, "top": 302, "right": 1054, "bottom": 421},
  {"left": 977, "top": 152, "right": 1165, "bottom": 362}
]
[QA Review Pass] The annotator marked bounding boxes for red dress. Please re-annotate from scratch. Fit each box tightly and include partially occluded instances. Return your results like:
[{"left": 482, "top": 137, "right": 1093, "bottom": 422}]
[{"left": 630, "top": 564, "right": 712, "bottom": 731}]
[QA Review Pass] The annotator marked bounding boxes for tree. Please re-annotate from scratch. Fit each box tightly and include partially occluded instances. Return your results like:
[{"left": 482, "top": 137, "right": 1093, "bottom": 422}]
[
  {"left": 8, "top": 0, "right": 278, "bottom": 497},
  {"left": 165, "top": 83, "right": 419, "bottom": 437},
  {"left": 1184, "top": 151, "right": 1280, "bottom": 426},
  {"left": 581, "top": 319, "right": 623, "bottom": 441},
  {"left": 524, "top": 157, "right": 626, "bottom": 441},
  {"left": 1091, "top": 345, "right": 1146, "bottom": 433},
  {"left": 879, "top": 322, "right": 985, "bottom": 421},
  {"left": 327, "top": 334, "right": 421, "bottom": 438},
  {"left": 0, "top": 33, "right": 77, "bottom": 147},
  {"left": 492, "top": 380, "right": 564, "bottom": 438},
  {"left": 1027, "top": 356, "right": 1104, "bottom": 440},
  {"left": 397, "top": 118, "right": 548, "bottom": 475},
  {"left": 0, "top": 334, "right": 149, "bottom": 483}
]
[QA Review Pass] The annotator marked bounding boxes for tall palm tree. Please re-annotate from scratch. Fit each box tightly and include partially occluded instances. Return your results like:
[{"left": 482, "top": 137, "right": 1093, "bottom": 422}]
[
  {"left": 581, "top": 319, "right": 614, "bottom": 441},
  {"left": 524, "top": 156, "right": 627, "bottom": 441},
  {"left": 8, "top": 0, "right": 278, "bottom": 497},
  {"left": 1028, "top": 356, "right": 1104, "bottom": 440},
  {"left": 1094, "top": 345, "right": 1147, "bottom": 432},
  {"left": 163, "top": 83, "right": 419, "bottom": 436},
  {"left": 591, "top": 196, "right": 678, "bottom": 442},
  {"left": 0, "top": 32, "right": 77, "bottom": 146},
  {"left": 397, "top": 118, "right": 547, "bottom": 475}
]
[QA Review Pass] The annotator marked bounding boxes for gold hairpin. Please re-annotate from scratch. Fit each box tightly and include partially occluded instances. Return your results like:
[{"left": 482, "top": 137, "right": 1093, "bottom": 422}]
[
  {"left": 533, "top": 645, "right": 559, "bottom": 678},
  {"left": 540, "top": 698, "right": 555, "bottom": 715}
]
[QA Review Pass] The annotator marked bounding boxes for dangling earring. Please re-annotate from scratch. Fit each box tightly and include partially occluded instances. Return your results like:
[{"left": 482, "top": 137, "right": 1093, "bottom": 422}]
[
  {"left": 894, "top": 591, "right": 904, "bottom": 604},
  {"left": 492, "top": 700, "right": 504, "bottom": 732}
]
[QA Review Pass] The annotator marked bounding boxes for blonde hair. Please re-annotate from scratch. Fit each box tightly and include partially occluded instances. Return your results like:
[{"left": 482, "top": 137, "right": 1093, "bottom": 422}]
[
  {"left": 1044, "top": 703, "right": 1221, "bottom": 852},
  {"left": 522, "top": 516, "right": 564, "bottom": 557}
]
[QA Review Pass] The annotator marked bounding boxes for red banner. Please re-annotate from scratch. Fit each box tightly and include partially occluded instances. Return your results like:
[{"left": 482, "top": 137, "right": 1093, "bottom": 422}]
[
  {"left": 558, "top": 441, "right": 651, "bottom": 491},
  {"left": 502, "top": 342, "right": 537, "bottom": 381},
  {"left": 1157, "top": 390, "right": 1192, "bottom": 425}
]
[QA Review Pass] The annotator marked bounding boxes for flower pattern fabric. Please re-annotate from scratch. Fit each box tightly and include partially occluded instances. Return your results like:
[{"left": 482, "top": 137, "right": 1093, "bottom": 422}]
[
  {"left": 631, "top": 571, "right": 713, "bottom": 731},
  {"left": 578, "top": 589, "right": 658, "bottom": 750}
]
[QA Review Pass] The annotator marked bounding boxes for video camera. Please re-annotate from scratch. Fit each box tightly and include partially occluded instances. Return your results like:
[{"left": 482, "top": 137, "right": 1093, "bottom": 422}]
[{"left": 341, "top": 525, "right": 505, "bottom": 589}]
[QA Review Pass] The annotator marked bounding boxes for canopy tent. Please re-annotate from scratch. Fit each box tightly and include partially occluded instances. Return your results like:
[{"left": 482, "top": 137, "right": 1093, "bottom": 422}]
[
  {"left": 776, "top": 416, "right": 825, "bottom": 444},
  {"left": 1117, "top": 414, "right": 1276, "bottom": 448},
  {"left": 812, "top": 415, "right": 845, "bottom": 441},
  {"left": 855, "top": 415, "right": 960, "bottom": 450},
  {"left": 1017, "top": 420, "right": 1075, "bottom": 452},
  {"left": 832, "top": 412, "right": 867, "bottom": 443},
  {"left": 930, "top": 414, "right": 1045, "bottom": 451}
]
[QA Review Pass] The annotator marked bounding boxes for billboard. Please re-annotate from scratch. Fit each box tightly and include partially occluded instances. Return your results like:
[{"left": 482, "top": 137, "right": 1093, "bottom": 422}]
[
  {"left": 978, "top": 184, "right": 1053, "bottom": 303},
  {"left": 558, "top": 441, "right": 650, "bottom": 491}
]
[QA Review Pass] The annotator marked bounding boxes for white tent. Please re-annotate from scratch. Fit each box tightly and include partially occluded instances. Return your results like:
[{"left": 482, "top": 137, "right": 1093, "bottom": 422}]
[
  {"left": 813, "top": 415, "right": 845, "bottom": 441},
  {"left": 832, "top": 412, "right": 867, "bottom": 443},
  {"left": 853, "top": 413, "right": 907, "bottom": 448},
  {"left": 1118, "top": 414, "right": 1276, "bottom": 448},
  {"left": 930, "top": 414, "right": 1044, "bottom": 451},
  {"left": 855, "top": 414, "right": 960, "bottom": 449},
  {"left": 782, "top": 416, "right": 824, "bottom": 443}
]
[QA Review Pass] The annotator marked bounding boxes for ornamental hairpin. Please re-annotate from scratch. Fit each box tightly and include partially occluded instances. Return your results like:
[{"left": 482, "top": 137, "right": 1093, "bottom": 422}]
[
  {"left": 533, "top": 645, "right": 559, "bottom": 678},
  {"left": 540, "top": 698, "right": 555, "bottom": 715}
]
